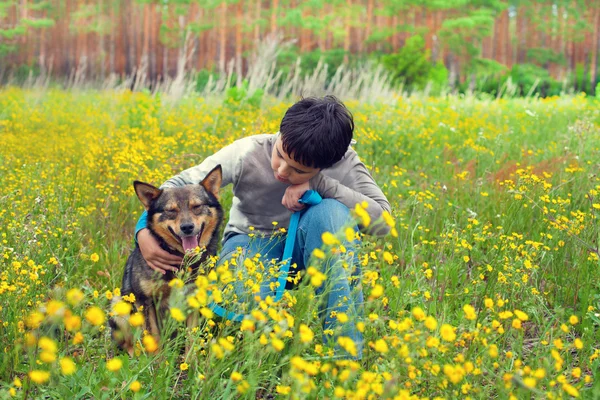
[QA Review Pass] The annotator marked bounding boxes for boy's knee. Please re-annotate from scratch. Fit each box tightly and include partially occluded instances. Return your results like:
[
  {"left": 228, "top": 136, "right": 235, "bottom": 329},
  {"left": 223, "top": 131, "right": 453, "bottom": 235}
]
[{"left": 301, "top": 199, "right": 353, "bottom": 232}]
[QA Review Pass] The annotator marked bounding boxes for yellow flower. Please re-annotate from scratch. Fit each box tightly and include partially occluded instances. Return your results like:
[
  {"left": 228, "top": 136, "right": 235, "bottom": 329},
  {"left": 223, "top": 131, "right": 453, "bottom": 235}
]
[
  {"left": 574, "top": 338, "right": 583, "bottom": 349},
  {"left": 425, "top": 316, "right": 438, "bottom": 331},
  {"left": 369, "top": 284, "right": 384, "bottom": 299},
  {"left": 374, "top": 339, "right": 389, "bottom": 353},
  {"left": 412, "top": 307, "right": 426, "bottom": 321},
  {"left": 512, "top": 319, "right": 522, "bottom": 329},
  {"left": 498, "top": 311, "right": 513, "bottom": 320},
  {"left": 90, "top": 253, "right": 100, "bottom": 262},
  {"left": 38, "top": 336, "right": 57, "bottom": 353},
  {"left": 345, "top": 227, "right": 356, "bottom": 242},
  {"left": 60, "top": 357, "right": 76, "bottom": 375},
  {"left": 64, "top": 315, "right": 82, "bottom": 332},
  {"left": 382, "top": 211, "right": 395, "bottom": 227},
  {"left": 321, "top": 232, "right": 339, "bottom": 246},
  {"left": 337, "top": 336, "right": 357, "bottom": 357},
  {"left": 489, "top": 344, "right": 499, "bottom": 358},
  {"left": 562, "top": 383, "right": 579, "bottom": 397},
  {"left": 354, "top": 203, "right": 371, "bottom": 227},
  {"left": 26, "top": 311, "right": 44, "bottom": 329},
  {"left": 299, "top": 324, "right": 314, "bottom": 343},
  {"left": 523, "top": 377, "right": 536, "bottom": 388},
  {"left": 106, "top": 358, "right": 123, "bottom": 372},
  {"left": 129, "top": 312, "right": 144, "bottom": 327},
  {"left": 240, "top": 319, "right": 255, "bottom": 332},
  {"left": 276, "top": 385, "right": 291, "bottom": 394},
  {"left": 170, "top": 307, "right": 186, "bottom": 322},
  {"left": 180, "top": 363, "right": 189, "bottom": 371},
  {"left": 28, "top": 370, "right": 50, "bottom": 384},
  {"left": 271, "top": 338, "right": 285, "bottom": 352},
  {"left": 130, "top": 381, "right": 141, "bottom": 392},
  {"left": 312, "top": 249, "right": 325, "bottom": 259},
  {"left": 484, "top": 298, "right": 494, "bottom": 309},
  {"left": 46, "top": 300, "right": 66, "bottom": 317},
  {"left": 569, "top": 315, "right": 579, "bottom": 325},
  {"left": 72, "top": 332, "right": 84, "bottom": 345},
  {"left": 463, "top": 304, "right": 476, "bottom": 320},
  {"left": 383, "top": 251, "right": 394, "bottom": 264},
  {"left": 514, "top": 309, "right": 529, "bottom": 321},
  {"left": 230, "top": 371, "right": 243, "bottom": 381},
  {"left": 39, "top": 351, "right": 57, "bottom": 363},
  {"left": 113, "top": 301, "right": 132, "bottom": 316},
  {"left": 66, "top": 288, "right": 84, "bottom": 306},
  {"left": 336, "top": 312, "right": 349, "bottom": 323},
  {"left": 85, "top": 306, "right": 106, "bottom": 326},
  {"left": 440, "top": 324, "right": 456, "bottom": 342},
  {"left": 143, "top": 335, "right": 158, "bottom": 353}
]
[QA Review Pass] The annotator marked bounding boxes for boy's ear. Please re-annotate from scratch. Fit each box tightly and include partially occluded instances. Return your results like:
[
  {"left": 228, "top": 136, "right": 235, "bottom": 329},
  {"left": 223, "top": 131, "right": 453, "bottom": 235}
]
[
  {"left": 200, "top": 165, "right": 222, "bottom": 199},
  {"left": 133, "top": 181, "right": 163, "bottom": 210}
]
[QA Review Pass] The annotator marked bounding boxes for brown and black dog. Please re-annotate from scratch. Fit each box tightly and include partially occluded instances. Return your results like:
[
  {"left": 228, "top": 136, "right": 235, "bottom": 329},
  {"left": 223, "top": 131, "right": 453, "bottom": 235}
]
[{"left": 110, "top": 165, "right": 223, "bottom": 355}]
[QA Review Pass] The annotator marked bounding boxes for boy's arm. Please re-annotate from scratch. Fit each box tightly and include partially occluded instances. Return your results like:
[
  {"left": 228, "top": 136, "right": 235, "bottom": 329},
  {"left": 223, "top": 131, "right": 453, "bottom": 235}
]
[
  {"left": 160, "top": 139, "right": 245, "bottom": 189},
  {"left": 309, "top": 152, "right": 391, "bottom": 236}
]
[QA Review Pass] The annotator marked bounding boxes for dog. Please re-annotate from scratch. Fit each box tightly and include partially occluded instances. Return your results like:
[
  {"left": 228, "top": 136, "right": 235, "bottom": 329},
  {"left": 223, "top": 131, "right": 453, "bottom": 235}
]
[{"left": 110, "top": 165, "right": 223, "bottom": 355}]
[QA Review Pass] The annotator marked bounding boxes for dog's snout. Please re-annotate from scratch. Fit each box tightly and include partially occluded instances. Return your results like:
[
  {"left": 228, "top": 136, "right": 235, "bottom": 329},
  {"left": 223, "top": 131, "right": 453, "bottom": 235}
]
[{"left": 180, "top": 223, "right": 194, "bottom": 235}]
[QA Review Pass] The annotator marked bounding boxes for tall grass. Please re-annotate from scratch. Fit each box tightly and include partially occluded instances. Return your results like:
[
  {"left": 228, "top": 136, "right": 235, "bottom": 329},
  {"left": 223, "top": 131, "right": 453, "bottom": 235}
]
[{"left": 0, "top": 89, "right": 599, "bottom": 398}]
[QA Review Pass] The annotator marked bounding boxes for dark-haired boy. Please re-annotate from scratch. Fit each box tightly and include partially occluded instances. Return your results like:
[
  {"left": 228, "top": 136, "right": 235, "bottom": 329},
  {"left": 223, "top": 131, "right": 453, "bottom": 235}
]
[{"left": 135, "top": 96, "right": 391, "bottom": 359}]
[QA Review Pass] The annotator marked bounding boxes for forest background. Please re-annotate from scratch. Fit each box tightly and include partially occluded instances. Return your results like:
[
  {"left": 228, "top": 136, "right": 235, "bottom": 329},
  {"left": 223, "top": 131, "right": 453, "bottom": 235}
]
[{"left": 1, "top": 0, "right": 600, "bottom": 98}]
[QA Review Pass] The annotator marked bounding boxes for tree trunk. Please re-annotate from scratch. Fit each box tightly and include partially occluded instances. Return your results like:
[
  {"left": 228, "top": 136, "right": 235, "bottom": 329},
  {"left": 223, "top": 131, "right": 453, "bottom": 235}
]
[
  {"left": 219, "top": 1, "right": 226, "bottom": 72},
  {"left": 365, "top": 0, "right": 373, "bottom": 53},
  {"left": 254, "top": 0, "right": 261, "bottom": 44},
  {"left": 235, "top": 1, "right": 242, "bottom": 83},
  {"left": 343, "top": 0, "right": 352, "bottom": 62},
  {"left": 271, "top": 0, "right": 278, "bottom": 34},
  {"left": 590, "top": 6, "right": 600, "bottom": 94}
]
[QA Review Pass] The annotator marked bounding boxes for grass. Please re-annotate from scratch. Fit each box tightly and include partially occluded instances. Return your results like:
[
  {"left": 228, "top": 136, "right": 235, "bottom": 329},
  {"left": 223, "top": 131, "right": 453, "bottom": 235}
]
[{"left": 0, "top": 88, "right": 599, "bottom": 399}]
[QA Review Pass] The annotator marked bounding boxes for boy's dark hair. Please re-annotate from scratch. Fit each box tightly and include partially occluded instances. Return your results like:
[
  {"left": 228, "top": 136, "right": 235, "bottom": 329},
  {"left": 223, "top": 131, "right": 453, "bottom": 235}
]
[{"left": 279, "top": 95, "right": 354, "bottom": 169}]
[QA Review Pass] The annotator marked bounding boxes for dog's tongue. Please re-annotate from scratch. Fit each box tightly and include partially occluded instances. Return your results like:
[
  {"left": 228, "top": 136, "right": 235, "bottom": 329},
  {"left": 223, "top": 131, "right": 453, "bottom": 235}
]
[{"left": 181, "top": 236, "right": 199, "bottom": 253}]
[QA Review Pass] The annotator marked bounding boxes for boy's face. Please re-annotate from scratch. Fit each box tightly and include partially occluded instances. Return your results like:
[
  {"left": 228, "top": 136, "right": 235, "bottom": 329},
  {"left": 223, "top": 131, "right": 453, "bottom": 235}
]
[{"left": 271, "top": 137, "right": 320, "bottom": 186}]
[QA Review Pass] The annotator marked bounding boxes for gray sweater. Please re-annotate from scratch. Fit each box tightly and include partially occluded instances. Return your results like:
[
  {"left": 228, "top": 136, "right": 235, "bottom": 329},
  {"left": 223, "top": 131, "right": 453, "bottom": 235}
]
[{"left": 161, "top": 133, "right": 391, "bottom": 239}]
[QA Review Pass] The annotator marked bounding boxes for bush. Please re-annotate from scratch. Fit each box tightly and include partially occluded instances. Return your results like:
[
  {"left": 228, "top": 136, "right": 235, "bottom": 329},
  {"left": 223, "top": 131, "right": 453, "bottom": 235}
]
[
  {"left": 380, "top": 35, "right": 432, "bottom": 91},
  {"left": 508, "top": 63, "right": 561, "bottom": 97}
]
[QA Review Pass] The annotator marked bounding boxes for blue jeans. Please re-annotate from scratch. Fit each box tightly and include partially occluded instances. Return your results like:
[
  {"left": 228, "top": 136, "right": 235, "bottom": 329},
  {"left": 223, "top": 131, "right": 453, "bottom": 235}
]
[{"left": 218, "top": 199, "right": 364, "bottom": 359}]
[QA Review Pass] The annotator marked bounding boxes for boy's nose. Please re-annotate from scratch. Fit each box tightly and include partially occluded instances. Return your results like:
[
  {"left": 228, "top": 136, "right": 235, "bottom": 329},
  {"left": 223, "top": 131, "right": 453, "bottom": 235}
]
[{"left": 278, "top": 165, "right": 289, "bottom": 177}]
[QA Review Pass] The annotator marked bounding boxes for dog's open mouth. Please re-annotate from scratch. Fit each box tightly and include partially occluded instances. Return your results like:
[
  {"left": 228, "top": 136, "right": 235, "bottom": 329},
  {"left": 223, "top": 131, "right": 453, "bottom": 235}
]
[{"left": 170, "top": 223, "right": 205, "bottom": 253}]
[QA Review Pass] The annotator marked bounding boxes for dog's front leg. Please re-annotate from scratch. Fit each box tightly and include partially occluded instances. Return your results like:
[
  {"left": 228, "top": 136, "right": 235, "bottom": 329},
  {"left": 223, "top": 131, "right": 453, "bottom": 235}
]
[{"left": 144, "top": 301, "right": 161, "bottom": 339}]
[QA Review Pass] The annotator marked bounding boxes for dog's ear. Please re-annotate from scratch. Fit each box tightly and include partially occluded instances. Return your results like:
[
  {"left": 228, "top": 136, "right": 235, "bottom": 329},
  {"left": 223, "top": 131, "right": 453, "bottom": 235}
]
[
  {"left": 200, "top": 165, "right": 222, "bottom": 199},
  {"left": 133, "top": 181, "right": 163, "bottom": 210}
]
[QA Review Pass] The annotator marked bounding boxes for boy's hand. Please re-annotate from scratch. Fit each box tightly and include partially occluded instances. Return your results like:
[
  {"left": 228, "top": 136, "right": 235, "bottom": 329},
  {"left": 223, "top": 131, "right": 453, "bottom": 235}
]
[
  {"left": 282, "top": 182, "right": 310, "bottom": 212},
  {"left": 137, "top": 228, "right": 182, "bottom": 274}
]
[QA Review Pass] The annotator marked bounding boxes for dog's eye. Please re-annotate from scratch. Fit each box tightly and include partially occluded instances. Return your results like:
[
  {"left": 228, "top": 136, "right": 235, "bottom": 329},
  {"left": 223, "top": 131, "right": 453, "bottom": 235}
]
[
  {"left": 192, "top": 205, "right": 206, "bottom": 212},
  {"left": 164, "top": 209, "right": 177, "bottom": 214}
]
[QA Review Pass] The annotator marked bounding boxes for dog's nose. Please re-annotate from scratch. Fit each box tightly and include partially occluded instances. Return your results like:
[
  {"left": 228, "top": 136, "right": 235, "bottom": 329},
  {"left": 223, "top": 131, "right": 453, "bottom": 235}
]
[{"left": 180, "top": 223, "right": 194, "bottom": 235}]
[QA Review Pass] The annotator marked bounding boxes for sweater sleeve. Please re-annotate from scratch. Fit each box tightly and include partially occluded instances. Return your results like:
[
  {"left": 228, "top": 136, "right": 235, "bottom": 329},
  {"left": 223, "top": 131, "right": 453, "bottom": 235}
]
[
  {"left": 309, "top": 152, "right": 391, "bottom": 236},
  {"left": 160, "top": 138, "right": 245, "bottom": 189}
]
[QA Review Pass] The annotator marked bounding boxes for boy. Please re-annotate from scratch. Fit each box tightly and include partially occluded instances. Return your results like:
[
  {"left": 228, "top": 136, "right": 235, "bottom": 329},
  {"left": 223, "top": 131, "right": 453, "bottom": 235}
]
[{"left": 135, "top": 95, "right": 391, "bottom": 358}]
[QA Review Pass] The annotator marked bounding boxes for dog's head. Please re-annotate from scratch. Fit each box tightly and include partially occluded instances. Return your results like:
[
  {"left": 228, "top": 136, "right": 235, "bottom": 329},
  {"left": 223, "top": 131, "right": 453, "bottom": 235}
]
[{"left": 133, "top": 165, "right": 223, "bottom": 255}]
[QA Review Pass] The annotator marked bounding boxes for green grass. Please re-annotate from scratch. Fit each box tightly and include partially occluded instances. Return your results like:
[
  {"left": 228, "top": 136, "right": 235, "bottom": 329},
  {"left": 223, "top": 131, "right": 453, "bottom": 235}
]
[{"left": 0, "top": 88, "right": 599, "bottom": 399}]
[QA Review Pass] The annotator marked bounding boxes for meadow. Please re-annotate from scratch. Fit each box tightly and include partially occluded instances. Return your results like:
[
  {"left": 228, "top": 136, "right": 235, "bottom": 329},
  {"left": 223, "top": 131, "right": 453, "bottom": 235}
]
[{"left": 0, "top": 88, "right": 599, "bottom": 399}]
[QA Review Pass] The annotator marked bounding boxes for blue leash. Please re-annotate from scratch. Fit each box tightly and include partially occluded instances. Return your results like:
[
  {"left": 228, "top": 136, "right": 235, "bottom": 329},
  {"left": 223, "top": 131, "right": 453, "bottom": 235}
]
[{"left": 208, "top": 190, "right": 322, "bottom": 322}]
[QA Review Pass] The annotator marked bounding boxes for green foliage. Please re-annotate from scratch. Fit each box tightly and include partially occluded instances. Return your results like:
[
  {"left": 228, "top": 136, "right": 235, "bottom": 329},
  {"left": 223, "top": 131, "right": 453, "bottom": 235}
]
[
  {"left": 224, "top": 80, "right": 264, "bottom": 110},
  {"left": 508, "top": 63, "right": 561, "bottom": 97},
  {"left": 526, "top": 47, "right": 566, "bottom": 67},
  {"left": 381, "top": 35, "right": 432, "bottom": 90},
  {"left": 428, "top": 61, "right": 449, "bottom": 94},
  {"left": 277, "top": 46, "right": 352, "bottom": 82},
  {"left": 573, "top": 63, "right": 588, "bottom": 93}
]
